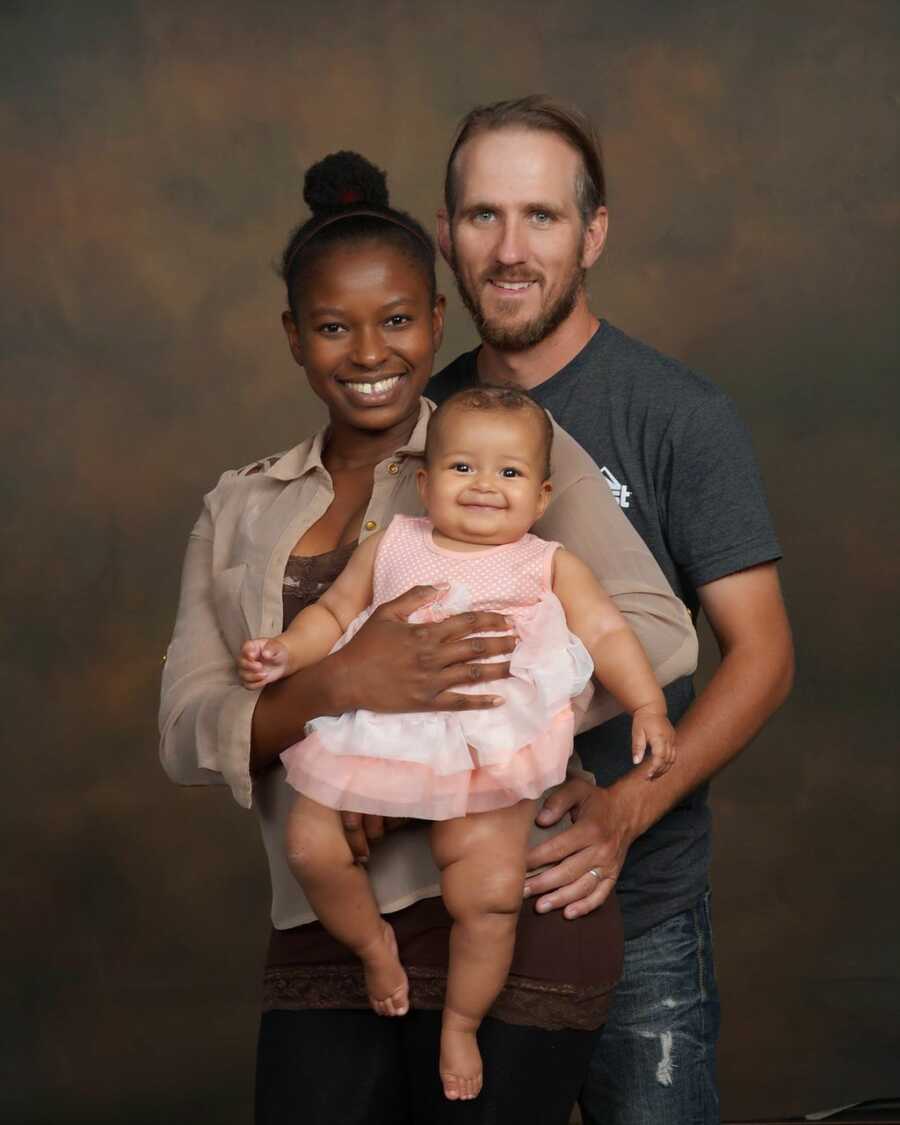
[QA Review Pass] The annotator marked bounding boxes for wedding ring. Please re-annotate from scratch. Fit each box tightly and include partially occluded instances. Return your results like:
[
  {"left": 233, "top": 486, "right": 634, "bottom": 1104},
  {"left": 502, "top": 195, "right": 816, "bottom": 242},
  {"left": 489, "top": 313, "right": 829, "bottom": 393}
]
[{"left": 588, "top": 867, "right": 602, "bottom": 880}]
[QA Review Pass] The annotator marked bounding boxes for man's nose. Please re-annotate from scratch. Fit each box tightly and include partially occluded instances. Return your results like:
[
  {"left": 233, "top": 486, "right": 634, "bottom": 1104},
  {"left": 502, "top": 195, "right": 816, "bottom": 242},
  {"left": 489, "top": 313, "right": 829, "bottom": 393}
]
[
  {"left": 350, "top": 326, "right": 388, "bottom": 369},
  {"left": 495, "top": 218, "right": 527, "bottom": 266}
]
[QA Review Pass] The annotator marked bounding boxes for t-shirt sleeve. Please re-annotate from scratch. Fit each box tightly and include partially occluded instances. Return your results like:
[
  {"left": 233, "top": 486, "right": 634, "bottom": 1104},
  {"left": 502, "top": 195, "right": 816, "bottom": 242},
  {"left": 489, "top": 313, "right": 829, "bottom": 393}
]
[{"left": 663, "top": 392, "right": 782, "bottom": 588}]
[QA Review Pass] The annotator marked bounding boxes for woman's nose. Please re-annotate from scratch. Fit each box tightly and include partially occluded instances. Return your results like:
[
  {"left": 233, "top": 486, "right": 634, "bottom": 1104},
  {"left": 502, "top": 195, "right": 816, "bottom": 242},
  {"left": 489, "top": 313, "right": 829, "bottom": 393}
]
[{"left": 350, "top": 327, "right": 389, "bottom": 369}]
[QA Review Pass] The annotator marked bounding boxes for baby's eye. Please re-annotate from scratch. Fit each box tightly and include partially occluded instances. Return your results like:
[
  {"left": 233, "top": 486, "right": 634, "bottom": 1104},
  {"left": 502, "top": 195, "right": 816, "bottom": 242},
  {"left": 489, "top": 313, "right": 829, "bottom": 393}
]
[
  {"left": 451, "top": 462, "right": 473, "bottom": 473},
  {"left": 385, "top": 314, "right": 411, "bottom": 328},
  {"left": 500, "top": 467, "right": 522, "bottom": 478}
]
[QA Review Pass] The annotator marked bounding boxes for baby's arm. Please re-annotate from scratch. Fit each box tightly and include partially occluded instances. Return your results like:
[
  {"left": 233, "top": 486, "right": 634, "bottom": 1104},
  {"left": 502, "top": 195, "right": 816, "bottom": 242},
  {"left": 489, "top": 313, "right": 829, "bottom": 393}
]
[
  {"left": 239, "top": 532, "right": 383, "bottom": 689},
  {"left": 553, "top": 548, "right": 676, "bottom": 779}
]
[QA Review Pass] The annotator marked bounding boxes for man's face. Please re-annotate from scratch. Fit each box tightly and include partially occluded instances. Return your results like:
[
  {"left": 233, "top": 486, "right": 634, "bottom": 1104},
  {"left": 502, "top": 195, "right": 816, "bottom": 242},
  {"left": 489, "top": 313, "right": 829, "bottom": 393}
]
[{"left": 443, "top": 128, "right": 594, "bottom": 351}]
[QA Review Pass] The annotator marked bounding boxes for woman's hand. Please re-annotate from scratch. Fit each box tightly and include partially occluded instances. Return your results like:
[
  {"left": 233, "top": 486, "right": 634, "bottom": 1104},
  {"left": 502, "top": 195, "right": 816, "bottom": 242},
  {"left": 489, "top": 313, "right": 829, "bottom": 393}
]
[
  {"left": 339, "top": 812, "right": 412, "bottom": 863},
  {"left": 331, "top": 585, "right": 515, "bottom": 714},
  {"left": 250, "top": 584, "right": 515, "bottom": 773}
]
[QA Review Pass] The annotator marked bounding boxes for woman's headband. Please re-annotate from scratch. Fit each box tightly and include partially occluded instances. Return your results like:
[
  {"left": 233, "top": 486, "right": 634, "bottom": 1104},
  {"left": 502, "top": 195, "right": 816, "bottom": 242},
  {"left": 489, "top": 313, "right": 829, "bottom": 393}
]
[{"left": 284, "top": 207, "right": 433, "bottom": 277}]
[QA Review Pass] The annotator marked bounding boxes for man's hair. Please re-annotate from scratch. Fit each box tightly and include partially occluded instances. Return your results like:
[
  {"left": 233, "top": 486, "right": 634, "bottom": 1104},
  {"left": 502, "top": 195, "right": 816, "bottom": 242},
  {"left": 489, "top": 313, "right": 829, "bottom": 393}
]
[
  {"left": 424, "top": 385, "right": 554, "bottom": 481},
  {"left": 443, "top": 95, "right": 606, "bottom": 227}
]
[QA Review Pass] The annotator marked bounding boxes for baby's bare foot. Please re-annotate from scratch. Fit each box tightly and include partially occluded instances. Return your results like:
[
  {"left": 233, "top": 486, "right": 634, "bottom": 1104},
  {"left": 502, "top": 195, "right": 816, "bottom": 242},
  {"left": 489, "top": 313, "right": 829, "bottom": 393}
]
[
  {"left": 440, "top": 1010, "right": 483, "bottom": 1101},
  {"left": 359, "top": 921, "right": 408, "bottom": 1017}
]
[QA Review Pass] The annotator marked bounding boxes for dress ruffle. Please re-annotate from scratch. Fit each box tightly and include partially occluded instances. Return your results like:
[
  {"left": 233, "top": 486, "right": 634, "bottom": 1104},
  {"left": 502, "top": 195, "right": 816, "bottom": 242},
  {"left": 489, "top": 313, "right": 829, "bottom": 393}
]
[{"left": 280, "top": 582, "right": 594, "bottom": 820}]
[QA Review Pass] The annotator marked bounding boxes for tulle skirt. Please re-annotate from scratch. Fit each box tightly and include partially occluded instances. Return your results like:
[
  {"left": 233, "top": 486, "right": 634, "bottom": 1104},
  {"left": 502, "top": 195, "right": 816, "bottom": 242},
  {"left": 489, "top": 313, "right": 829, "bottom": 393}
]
[{"left": 280, "top": 586, "right": 594, "bottom": 820}]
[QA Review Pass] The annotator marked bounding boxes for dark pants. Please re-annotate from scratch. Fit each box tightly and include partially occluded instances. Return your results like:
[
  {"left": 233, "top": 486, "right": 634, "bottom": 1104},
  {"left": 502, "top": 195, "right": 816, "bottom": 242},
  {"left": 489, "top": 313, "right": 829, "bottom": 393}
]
[{"left": 256, "top": 1007, "right": 602, "bottom": 1125}]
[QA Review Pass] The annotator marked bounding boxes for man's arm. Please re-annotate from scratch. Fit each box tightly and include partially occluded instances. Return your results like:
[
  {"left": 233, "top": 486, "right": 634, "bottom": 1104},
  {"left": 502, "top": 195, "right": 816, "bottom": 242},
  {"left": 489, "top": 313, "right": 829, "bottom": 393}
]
[{"left": 524, "top": 562, "right": 794, "bottom": 917}]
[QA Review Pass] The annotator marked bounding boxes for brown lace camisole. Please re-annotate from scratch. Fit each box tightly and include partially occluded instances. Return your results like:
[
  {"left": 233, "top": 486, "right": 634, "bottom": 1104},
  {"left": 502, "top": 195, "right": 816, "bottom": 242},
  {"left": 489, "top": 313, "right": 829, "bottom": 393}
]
[{"left": 261, "top": 545, "right": 623, "bottom": 1032}]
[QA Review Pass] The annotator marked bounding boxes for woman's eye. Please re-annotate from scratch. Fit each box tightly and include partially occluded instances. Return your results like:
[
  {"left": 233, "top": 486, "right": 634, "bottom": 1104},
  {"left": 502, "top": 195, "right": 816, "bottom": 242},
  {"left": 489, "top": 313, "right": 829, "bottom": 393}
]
[
  {"left": 385, "top": 314, "right": 411, "bottom": 327},
  {"left": 501, "top": 467, "right": 521, "bottom": 478},
  {"left": 318, "top": 323, "right": 345, "bottom": 335}
]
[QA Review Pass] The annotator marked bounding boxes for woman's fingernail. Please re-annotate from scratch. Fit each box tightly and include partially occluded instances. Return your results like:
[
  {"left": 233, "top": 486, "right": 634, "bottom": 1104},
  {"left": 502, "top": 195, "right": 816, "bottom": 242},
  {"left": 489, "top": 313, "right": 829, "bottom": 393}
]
[{"left": 523, "top": 884, "right": 531, "bottom": 898}]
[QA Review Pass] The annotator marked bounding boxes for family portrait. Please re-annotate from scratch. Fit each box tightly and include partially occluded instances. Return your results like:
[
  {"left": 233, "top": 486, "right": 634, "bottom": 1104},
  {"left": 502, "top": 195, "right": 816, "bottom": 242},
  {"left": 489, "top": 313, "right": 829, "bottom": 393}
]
[{"left": 4, "top": 3, "right": 897, "bottom": 1123}]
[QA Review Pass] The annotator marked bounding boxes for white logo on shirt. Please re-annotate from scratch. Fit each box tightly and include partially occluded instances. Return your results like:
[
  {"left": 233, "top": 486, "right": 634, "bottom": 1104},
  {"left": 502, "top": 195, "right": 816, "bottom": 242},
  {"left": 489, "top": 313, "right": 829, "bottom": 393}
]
[{"left": 600, "top": 466, "right": 632, "bottom": 509}]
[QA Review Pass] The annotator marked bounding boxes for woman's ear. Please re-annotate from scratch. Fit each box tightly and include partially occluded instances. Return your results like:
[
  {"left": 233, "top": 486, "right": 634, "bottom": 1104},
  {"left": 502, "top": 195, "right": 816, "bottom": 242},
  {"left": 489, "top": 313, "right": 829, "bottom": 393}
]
[
  {"left": 282, "top": 310, "right": 304, "bottom": 366},
  {"left": 432, "top": 294, "right": 447, "bottom": 354}
]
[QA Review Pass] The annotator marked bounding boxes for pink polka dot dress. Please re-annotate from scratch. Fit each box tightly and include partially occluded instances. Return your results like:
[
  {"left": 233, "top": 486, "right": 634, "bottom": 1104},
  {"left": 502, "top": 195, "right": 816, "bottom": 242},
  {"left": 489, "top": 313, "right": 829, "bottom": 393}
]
[{"left": 280, "top": 516, "right": 593, "bottom": 820}]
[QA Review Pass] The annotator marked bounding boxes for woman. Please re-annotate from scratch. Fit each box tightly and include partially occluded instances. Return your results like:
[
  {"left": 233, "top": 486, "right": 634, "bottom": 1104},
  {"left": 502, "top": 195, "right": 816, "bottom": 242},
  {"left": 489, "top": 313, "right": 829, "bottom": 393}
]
[{"left": 159, "top": 152, "right": 697, "bottom": 1124}]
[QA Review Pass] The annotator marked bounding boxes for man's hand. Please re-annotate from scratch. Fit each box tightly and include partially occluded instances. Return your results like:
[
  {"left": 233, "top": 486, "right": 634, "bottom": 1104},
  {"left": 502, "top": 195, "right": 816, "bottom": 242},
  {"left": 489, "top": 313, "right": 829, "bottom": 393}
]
[
  {"left": 524, "top": 778, "right": 640, "bottom": 919},
  {"left": 339, "top": 812, "right": 410, "bottom": 863},
  {"left": 331, "top": 585, "right": 515, "bottom": 714}
]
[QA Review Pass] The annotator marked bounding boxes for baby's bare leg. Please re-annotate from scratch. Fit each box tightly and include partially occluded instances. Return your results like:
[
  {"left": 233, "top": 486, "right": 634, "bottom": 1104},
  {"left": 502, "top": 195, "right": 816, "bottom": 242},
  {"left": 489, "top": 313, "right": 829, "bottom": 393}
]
[
  {"left": 430, "top": 798, "right": 536, "bottom": 1101},
  {"left": 286, "top": 794, "right": 408, "bottom": 1016}
]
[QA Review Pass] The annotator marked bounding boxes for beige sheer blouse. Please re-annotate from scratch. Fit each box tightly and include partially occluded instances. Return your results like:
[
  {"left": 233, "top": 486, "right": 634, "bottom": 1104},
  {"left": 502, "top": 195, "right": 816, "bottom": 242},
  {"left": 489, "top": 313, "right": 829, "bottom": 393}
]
[{"left": 159, "top": 398, "right": 697, "bottom": 929}]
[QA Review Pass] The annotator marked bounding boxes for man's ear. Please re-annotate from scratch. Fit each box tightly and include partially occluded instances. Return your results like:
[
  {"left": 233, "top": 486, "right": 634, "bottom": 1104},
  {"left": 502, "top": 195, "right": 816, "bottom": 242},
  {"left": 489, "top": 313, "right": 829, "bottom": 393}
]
[
  {"left": 436, "top": 208, "right": 453, "bottom": 267},
  {"left": 580, "top": 206, "right": 609, "bottom": 269},
  {"left": 282, "top": 310, "right": 304, "bottom": 366},
  {"left": 432, "top": 294, "right": 447, "bottom": 354}
]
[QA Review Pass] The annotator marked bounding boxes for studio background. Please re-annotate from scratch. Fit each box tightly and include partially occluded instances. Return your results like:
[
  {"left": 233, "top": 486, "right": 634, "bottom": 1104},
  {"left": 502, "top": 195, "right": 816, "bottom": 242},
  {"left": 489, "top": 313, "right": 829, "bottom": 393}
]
[{"left": 3, "top": 2, "right": 898, "bottom": 1121}]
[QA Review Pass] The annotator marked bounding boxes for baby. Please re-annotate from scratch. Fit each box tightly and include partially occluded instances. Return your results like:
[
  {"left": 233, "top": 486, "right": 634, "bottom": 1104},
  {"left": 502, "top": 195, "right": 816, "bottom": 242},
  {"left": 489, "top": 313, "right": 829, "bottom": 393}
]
[{"left": 239, "top": 386, "right": 677, "bottom": 1101}]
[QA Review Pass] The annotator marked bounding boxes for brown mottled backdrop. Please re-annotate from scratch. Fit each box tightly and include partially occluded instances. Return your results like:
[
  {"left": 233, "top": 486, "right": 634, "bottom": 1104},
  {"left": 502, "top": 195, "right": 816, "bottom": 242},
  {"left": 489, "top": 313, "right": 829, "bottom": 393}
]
[{"left": 3, "top": 2, "right": 898, "bottom": 1121}]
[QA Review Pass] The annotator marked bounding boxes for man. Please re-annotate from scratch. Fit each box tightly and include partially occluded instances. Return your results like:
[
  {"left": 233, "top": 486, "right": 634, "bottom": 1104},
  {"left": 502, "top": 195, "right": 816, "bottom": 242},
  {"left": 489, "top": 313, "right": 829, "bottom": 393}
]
[{"left": 426, "top": 96, "right": 794, "bottom": 1124}]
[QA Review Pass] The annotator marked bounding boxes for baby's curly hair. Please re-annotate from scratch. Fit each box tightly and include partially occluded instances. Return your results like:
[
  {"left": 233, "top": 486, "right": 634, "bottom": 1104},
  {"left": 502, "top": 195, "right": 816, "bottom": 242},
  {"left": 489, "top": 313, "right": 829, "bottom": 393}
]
[{"left": 425, "top": 385, "right": 554, "bottom": 481}]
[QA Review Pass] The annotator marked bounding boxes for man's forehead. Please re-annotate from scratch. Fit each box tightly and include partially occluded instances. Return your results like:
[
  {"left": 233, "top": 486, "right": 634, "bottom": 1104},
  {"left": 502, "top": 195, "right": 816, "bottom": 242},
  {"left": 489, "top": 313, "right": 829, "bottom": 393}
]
[{"left": 454, "top": 127, "right": 580, "bottom": 206}]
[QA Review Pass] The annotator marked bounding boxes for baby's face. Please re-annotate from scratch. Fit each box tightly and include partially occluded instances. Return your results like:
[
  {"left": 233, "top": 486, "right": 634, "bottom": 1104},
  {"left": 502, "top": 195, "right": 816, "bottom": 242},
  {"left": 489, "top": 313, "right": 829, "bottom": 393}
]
[{"left": 418, "top": 407, "right": 551, "bottom": 546}]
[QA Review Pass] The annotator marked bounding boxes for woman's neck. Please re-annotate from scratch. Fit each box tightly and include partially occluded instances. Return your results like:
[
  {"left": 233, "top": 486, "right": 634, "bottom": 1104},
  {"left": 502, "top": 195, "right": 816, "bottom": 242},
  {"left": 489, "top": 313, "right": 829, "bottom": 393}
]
[{"left": 324, "top": 407, "right": 420, "bottom": 472}]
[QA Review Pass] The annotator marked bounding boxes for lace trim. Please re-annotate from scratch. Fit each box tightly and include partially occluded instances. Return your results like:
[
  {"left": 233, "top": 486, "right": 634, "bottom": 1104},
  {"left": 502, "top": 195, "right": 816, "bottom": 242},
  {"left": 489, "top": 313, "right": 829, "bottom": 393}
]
[
  {"left": 262, "top": 965, "right": 614, "bottom": 1032},
  {"left": 282, "top": 544, "right": 357, "bottom": 619}
]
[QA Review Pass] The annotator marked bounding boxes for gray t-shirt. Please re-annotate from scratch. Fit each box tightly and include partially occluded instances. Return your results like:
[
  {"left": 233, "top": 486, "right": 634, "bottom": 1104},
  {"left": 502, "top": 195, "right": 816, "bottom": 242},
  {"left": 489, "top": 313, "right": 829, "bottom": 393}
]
[{"left": 427, "top": 320, "right": 782, "bottom": 938}]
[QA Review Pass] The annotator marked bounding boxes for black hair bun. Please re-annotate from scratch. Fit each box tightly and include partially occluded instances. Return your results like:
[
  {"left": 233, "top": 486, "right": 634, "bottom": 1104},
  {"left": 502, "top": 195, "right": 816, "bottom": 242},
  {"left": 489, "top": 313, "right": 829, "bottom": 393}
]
[{"left": 303, "top": 151, "right": 390, "bottom": 216}]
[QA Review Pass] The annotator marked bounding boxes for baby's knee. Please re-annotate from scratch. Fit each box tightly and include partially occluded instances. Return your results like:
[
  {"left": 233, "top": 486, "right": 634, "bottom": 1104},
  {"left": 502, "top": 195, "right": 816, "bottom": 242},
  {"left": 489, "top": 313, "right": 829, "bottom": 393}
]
[
  {"left": 285, "top": 816, "right": 345, "bottom": 881},
  {"left": 445, "top": 855, "right": 526, "bottom": 920}
]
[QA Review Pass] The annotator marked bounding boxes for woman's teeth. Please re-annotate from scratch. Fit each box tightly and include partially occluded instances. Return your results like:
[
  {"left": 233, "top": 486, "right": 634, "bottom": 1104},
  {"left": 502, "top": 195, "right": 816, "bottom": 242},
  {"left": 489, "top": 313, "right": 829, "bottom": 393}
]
[{"left": 344, "top": 375, "right": 402, "bottom": 396}]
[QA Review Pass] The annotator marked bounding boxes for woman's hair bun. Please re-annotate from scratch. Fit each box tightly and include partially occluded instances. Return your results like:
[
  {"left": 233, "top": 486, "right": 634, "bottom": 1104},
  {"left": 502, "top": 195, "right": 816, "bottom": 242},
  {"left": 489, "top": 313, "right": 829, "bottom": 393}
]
[{"left": 302, "top": 151, "right": 390, "bottom": 216}]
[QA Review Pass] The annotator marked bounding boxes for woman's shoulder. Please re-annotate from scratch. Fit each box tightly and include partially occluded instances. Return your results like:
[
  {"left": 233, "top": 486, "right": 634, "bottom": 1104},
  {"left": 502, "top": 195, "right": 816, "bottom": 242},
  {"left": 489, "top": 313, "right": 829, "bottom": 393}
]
[{"left": 203, "top": 434, "right": 321, "bottom": 510}]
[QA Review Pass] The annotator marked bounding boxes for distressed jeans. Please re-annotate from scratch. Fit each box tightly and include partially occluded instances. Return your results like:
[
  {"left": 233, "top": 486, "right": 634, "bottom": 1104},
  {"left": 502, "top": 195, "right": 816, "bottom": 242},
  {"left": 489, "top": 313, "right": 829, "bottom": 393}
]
[{"left": 579, "top": 891, "right": 720, "bottom": 1125}]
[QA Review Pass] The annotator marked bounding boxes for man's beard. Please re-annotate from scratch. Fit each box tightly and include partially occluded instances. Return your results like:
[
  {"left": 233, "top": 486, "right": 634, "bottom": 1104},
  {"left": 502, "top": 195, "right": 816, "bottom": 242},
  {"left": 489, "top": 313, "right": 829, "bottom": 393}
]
[{"left": 450, "top": 244, "right": 585, "bottom": 353}]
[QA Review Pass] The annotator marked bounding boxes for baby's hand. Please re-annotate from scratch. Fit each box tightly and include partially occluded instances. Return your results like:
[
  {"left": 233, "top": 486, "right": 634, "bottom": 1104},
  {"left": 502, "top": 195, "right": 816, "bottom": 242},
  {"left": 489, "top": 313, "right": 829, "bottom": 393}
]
[
  {"left": 631, "top": 706, "right": 677, "bottom": 780},
  {"left": 239, "top": 638, "right": 290, "bottom": 689}
]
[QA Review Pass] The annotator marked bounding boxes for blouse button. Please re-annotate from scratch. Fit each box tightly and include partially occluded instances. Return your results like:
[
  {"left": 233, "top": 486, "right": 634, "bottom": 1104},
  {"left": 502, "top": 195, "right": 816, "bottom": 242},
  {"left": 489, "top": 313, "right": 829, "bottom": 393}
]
[
  {"left": 388, "top": 462, "right": 400, "bottom": 475},
  {"left": 365, "top": 520, "right": 378, "bottom": 531}
]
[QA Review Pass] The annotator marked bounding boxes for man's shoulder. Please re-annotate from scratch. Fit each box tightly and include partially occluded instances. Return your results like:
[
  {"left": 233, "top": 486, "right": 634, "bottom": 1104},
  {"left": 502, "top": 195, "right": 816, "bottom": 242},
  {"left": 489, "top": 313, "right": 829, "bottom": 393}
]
[{"left": 599, "top": 323, "right": 728, "bottom": 412}]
